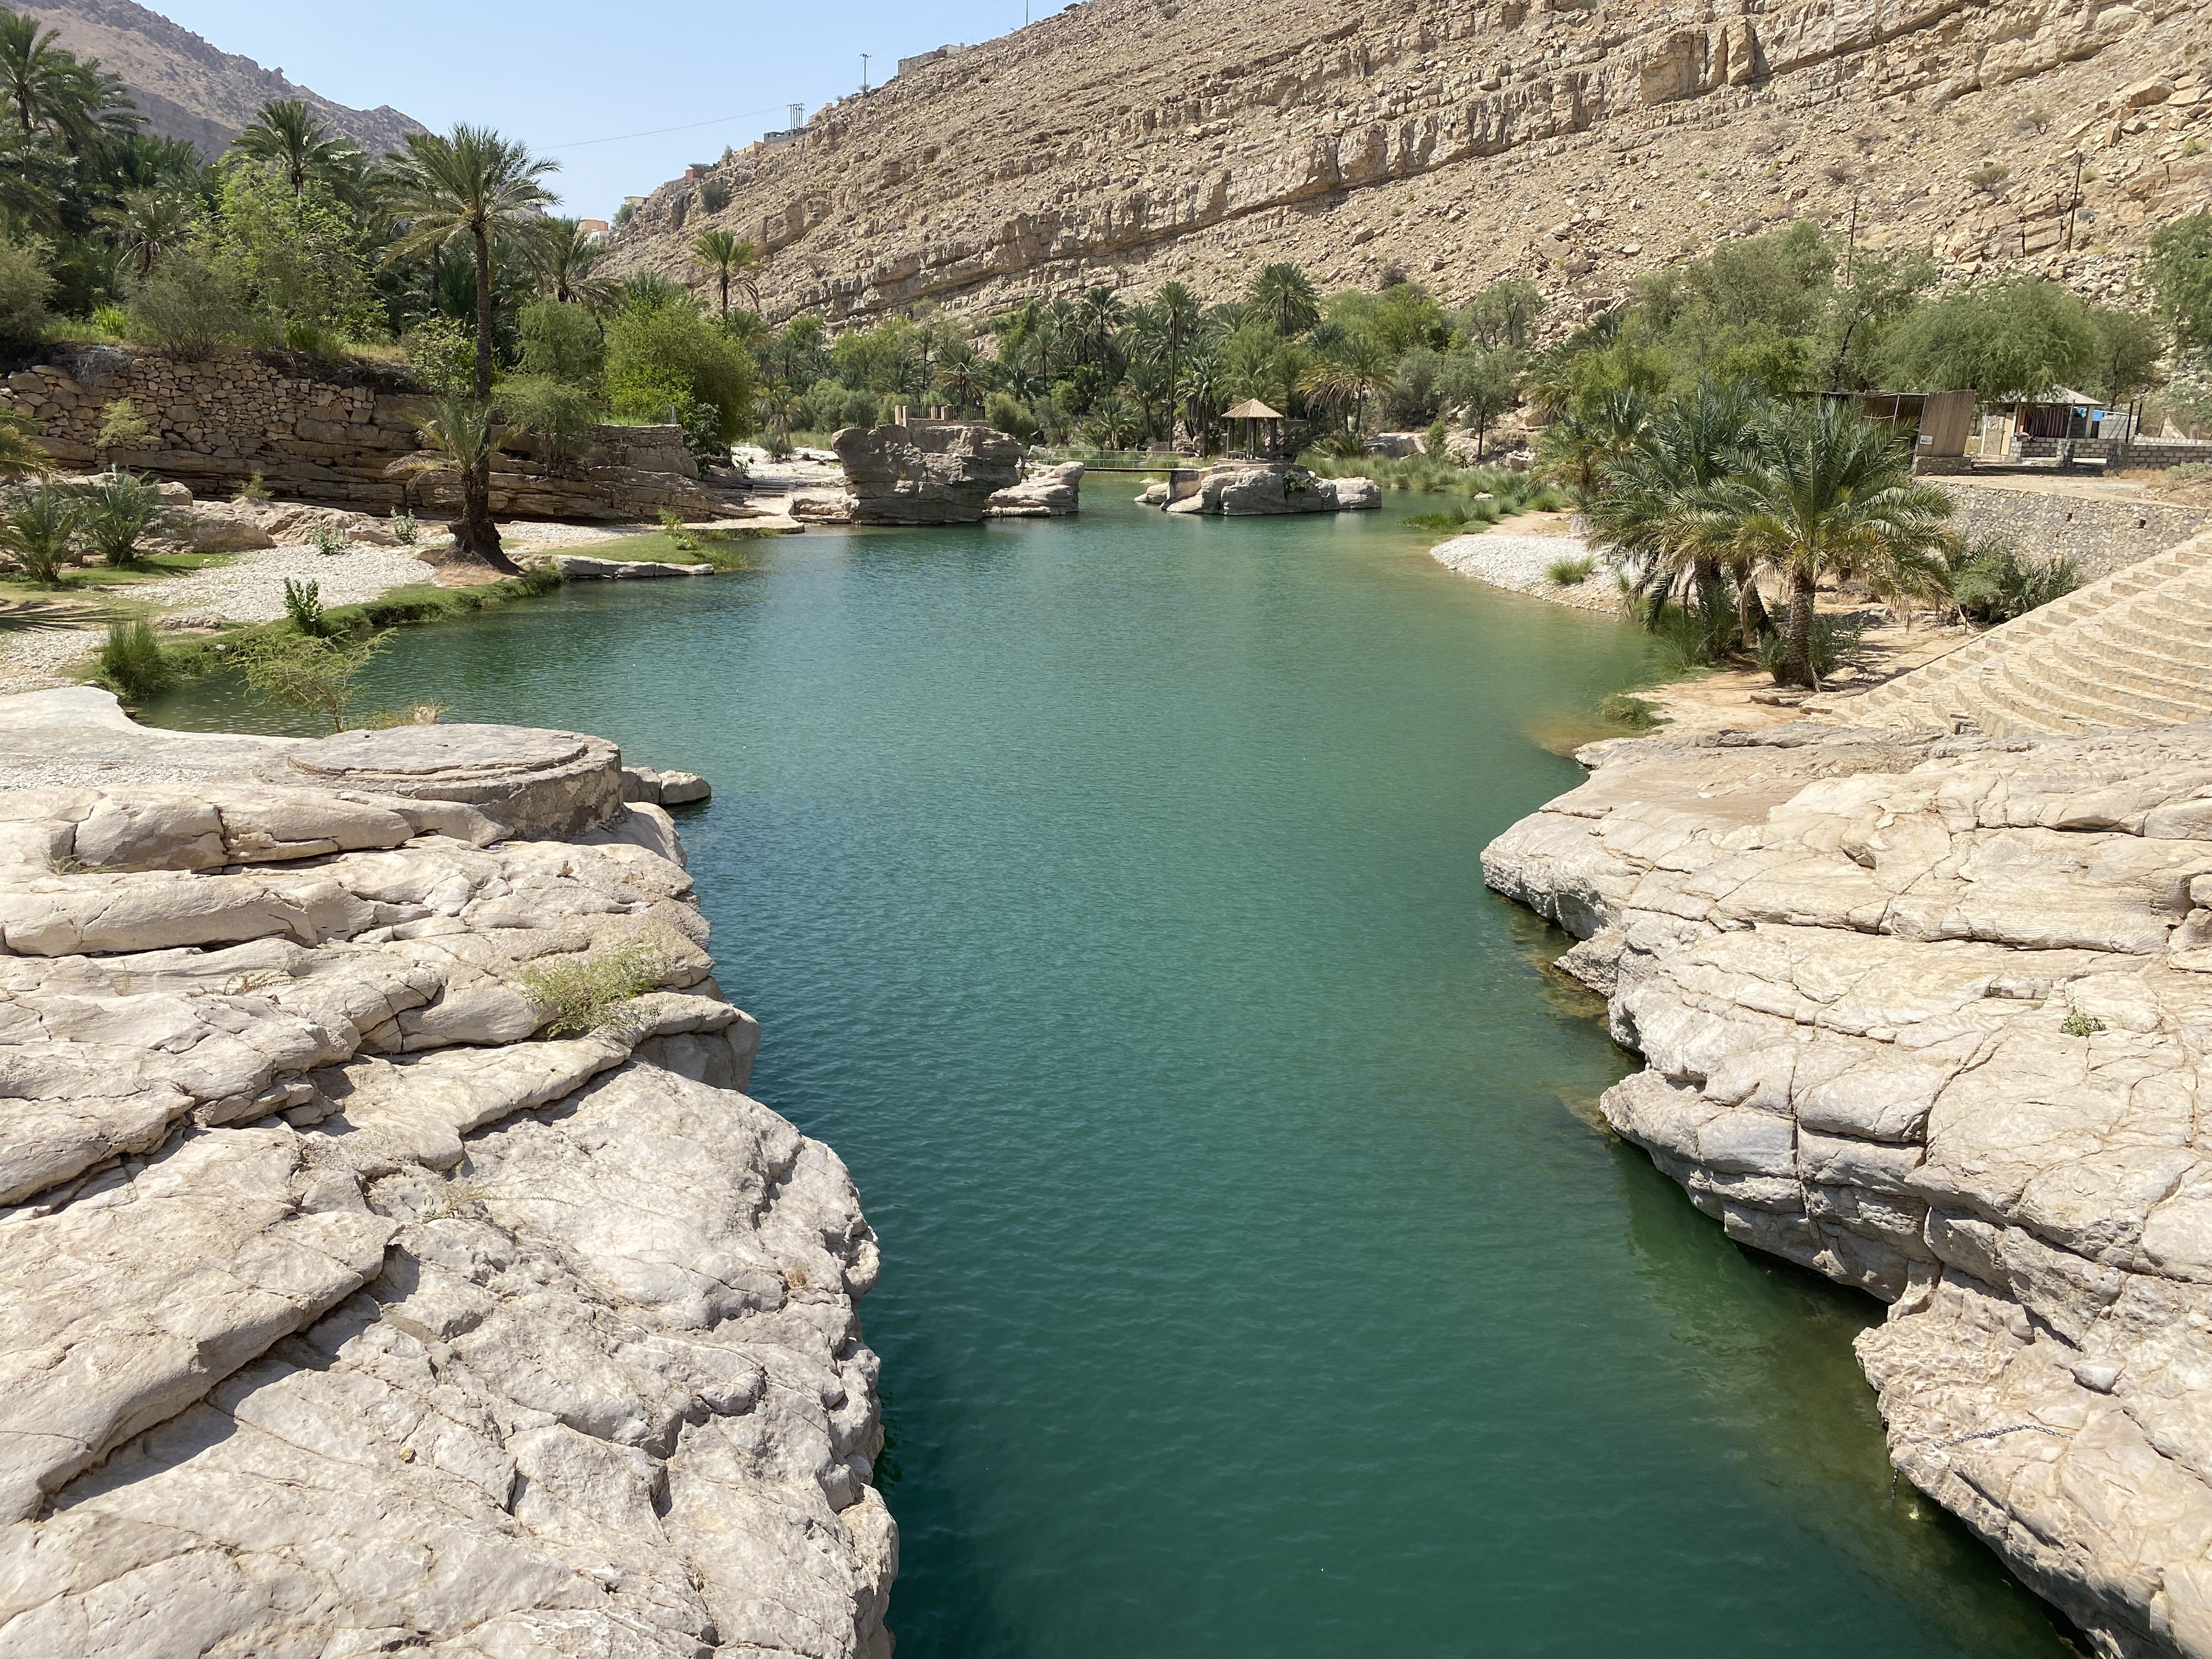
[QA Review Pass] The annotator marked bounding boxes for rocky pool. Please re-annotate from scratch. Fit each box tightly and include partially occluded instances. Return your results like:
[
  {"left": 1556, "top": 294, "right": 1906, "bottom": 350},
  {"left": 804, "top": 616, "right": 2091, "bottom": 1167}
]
[{"left": 145, "top": 493, "right": 2075, "bottom": 1656}]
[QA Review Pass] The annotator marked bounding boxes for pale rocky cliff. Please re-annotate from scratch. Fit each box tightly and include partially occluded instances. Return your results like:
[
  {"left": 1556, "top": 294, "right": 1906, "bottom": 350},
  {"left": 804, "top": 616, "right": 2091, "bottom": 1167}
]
[
  {"left": 1485, "top": 719, "right": 2212, "bottom": 1658},
  {"left": 29, "top": 0, "right": 422, "bottom": 157},
  {"left": 0, "top": 698, "right": 895, "bottom": 1657},
  {"left": 608, "top": 0, "right": 2212, "bottom": 325}
]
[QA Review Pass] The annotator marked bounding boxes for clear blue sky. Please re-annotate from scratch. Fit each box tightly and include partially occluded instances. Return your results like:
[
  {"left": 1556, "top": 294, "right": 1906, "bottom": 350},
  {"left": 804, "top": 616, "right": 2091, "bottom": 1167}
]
[{"left": 151, "top": 1, "right": 1024, "bottom": 220}]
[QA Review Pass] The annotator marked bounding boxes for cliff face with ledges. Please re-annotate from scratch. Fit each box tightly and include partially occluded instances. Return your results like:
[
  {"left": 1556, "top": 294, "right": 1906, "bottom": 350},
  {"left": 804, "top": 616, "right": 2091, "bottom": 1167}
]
[{"left": 609, "top": 0, "right": 2212, "bottom": 323}]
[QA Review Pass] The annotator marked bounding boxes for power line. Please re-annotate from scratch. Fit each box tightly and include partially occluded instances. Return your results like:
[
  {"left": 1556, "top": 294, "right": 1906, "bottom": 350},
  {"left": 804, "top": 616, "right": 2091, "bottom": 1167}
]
[{"left": 551, "top": 104, "right": 794, "bottom": 148}]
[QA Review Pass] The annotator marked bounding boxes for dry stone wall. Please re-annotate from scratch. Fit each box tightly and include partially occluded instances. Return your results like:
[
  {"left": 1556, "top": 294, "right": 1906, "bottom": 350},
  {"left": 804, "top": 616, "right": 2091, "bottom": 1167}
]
[
  {"left": 2, "top": 347, "right": 727, "bottom": 522},
  {"left": 1939, "top": 481, "right": 2212, "bottom": 582}
]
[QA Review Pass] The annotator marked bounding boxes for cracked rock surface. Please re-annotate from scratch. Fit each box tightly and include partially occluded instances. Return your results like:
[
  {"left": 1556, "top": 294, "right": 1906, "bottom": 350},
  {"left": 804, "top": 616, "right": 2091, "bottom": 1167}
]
[
  {"left": 1483, "top": 720, "right": 2212, "bottom": 1659},
  {"left": 0, "top": 761, "right": 894, "bottom": 1657}
]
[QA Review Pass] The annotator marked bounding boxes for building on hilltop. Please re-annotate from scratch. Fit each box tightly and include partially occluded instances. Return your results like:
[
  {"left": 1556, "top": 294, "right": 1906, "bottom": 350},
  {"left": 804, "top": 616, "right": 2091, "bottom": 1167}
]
[{"left": 895, "top": 43, "right": 970, "bottom": 78}]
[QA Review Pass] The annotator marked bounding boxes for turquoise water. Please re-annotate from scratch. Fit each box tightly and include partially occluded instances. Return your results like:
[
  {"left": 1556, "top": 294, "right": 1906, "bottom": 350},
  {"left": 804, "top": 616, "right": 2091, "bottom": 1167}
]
[{"left": 145, "top": 496, "right": 2075, "bottom": 1657}]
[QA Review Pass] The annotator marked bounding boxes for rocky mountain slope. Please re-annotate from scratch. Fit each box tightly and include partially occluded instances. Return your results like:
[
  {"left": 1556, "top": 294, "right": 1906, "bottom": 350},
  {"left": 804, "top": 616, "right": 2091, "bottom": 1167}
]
[
  {"left": 608, "top": 0, "right": 2212, "bottom": 326},
  {"left": 29, "top": 0, "right": 421, "bottom": 156},
  {"left": 1486, "top": 717, "right": 2212, "bottom": 1659}
]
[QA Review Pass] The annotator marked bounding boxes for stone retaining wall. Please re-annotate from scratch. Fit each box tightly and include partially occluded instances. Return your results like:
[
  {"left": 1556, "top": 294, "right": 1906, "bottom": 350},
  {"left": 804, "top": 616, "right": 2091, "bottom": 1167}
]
[
  {"left": 1938, "top": 478, "right": 2212, "bottom": 580},
  {"left": 1, "top": 346, "right": 726, "bottom": 522}
]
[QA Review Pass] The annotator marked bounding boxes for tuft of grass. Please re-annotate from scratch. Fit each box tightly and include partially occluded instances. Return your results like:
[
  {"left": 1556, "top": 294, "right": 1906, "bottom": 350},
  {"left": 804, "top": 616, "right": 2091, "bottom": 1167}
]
[
  {"left": 2059, "top": 1012, "right": 2106, "bottom": 1038},
  {"left": 513, "top": 938, "right": 671, "bottom": 1036},
  {"left": 1547, "top": 556, "right": 1596, "bottom": 586},
  {"left": 1599, "top": 692, "right": 1667, "bottom": 730},
  {"left": 96, "top": 619, "right": 173, "bottom": 701}
]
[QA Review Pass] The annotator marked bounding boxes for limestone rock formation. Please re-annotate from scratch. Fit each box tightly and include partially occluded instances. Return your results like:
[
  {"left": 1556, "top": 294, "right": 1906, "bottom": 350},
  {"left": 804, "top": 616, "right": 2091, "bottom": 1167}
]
[
  {"left": 0, "top": 714, "right": 895, "bottom": 1657},
  {"left": 1484, "top": 720, "right": 2212, "bottom": 1658},
  {"left": 987, "top": 460, "right": 1085, "bottom": 517},
  {"left": 831, "top": 422, "right": 1023, "bottom": 524},
  {"left": 1161, "top": 464, "right": 1379, "bottom": 515},
  {"left": 607, "top": 0, "right": 2209, "bottom": 325}
]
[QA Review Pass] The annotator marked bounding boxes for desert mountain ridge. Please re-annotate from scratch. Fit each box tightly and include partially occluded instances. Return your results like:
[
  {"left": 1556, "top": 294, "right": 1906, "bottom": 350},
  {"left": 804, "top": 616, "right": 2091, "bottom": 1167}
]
[
  {"left": 606, "top": 0, "right": 2212, "bottom": 329},
  {"left": 26, "top": 0, "right": 422, "bottom": 157}
]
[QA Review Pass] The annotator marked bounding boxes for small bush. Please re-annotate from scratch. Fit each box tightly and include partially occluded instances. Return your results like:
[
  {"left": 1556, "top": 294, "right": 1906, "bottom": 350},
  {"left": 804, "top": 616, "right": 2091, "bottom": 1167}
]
[
  {"left": 233, "top": 472, "right": 272, "bottom": 503},
  {"left": 985, "top": 391, "right": 1035, "bottom": 441},
  {"left": 498, "top": 373, "right": 601, "bottom": 462},
  {"left": 91, "top": 303, "right": 129, "bottom": 336},
  {"left": 1944, "top": 537, "right": 2080, "bottom": 624},
  {"left": 402, "top": 317, "right": 477, "bottom": 396},
  {"left": 96, "top": 619, "right": 172, "bottom": 700},
  {"left": 390, "top": 510, "right": 418, "bottom": 544},
  {"left": 126, "top": 250, "right": 251, "bottom": 359},
  {"left": 308, "top": 523, "right": 349, "bottom": 557},
  {"left": 282, "top": 317, "right": 343, "bottom": 358},
  {"left": 1599, "top": 692, "right": 1666, "bottom": 730},
  {"left": 658, "top": 507, "right": 700, "bottom": 551},
  {"left": 0, "top": 485, "right": 82, "bottom": 582},
  {"left": 1967, "top": 163, "right": 2011, "bottom": 194},
  {"left": 78, "top": 471, "right": 183, "bottom": 566},
  {"left": 233, "top": 629, "right": 391, "bottom": 731},
  {"left": 96, "top": 399, "right": 153, "bottom": 454},
  {"left": 1547, "top": 556, "right": 1596, "bottom": 586},
  {"left": 512, "top": 936, "right": 670, "bottom": 1036},
  {"left": 2060, "top": 1011, "right": 2106, "bottom": 1037},
  {"left": 516, "top": 297, "right": 606, "bottom": 384},
  {"left": 0, "top": 231, "right": 54, "bottom": 343},
  {"left": 2168, "top": 461, "right": 2212, "bottom": 484},
  {"left": 284, "top": 576, "right": 331, "bottom": 636},
  {"left": 697, "top": 177, "right": 731, "bottom": 214}
]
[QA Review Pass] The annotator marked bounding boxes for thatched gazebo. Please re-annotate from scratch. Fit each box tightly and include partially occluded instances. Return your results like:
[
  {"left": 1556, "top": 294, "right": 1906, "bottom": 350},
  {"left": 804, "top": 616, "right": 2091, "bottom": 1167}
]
[{"left": 1222, "top": 398, "right": 1283, "bottom": 460}]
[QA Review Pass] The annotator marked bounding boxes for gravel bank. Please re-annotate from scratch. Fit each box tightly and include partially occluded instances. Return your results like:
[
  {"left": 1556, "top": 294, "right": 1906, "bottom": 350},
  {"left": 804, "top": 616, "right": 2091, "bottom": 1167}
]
[{"left": 1430, "top": 531, "right": 1623, "bottom": 614}]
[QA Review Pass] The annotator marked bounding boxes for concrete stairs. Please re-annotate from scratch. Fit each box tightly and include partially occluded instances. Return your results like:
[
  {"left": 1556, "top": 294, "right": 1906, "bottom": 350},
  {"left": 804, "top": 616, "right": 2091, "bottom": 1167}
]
[{"left": 1830, "top": 532, "right": 2212, "bottom": 736}]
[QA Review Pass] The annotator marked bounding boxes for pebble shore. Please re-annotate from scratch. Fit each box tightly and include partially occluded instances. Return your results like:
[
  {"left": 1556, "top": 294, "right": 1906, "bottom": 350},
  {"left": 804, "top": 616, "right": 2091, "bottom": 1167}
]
[{"left": 1430, "top": 531, "right": 1623, "bottom": 614}]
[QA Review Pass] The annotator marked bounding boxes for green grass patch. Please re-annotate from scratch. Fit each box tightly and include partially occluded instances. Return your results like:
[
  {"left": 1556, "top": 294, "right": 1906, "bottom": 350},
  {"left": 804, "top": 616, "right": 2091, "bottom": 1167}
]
[
  {"left": 511, "top": 937, "right": 672, "bottom": 1036},
  {"left": 1546, "top": 556, "right": 1596, "bottom": 586},
  {"left": 1599, "top": 693, "right": 1668, "bottom": 730},
  {"left": 0, "top": 550, "right": 234, "bottom": 596},
  {"left": 559, "top": 528, "right": 768, "bottom": 571}
]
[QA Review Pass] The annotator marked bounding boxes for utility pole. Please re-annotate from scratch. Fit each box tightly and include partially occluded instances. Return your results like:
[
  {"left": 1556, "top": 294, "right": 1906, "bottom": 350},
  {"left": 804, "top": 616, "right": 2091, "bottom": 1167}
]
[
  {"left": 1844, "top": 187, "right": 1860, "bottom": 279},
  {"left": 861, "top": 54, "right": 870, "bottom": 93},
  {"left": 2063, "top": 150, "right": 2086, "bottom": 252}
]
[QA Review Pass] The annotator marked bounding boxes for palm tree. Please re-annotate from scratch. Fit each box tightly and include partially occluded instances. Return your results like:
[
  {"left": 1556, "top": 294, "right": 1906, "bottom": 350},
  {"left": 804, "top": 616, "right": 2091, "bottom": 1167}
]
[
  {"left": 1537, "top": 387, "right": 1654, "bottom": 501},
  {"left": 388, "top": 393, "right": 520, "bottom": 571},
  {"left": 1177, "top": 352, "right": 1224, "bottom": 455},
  {"left": 1301, "top": 336, "right": 1392, "bottom": 435},
  {"left": 534, "top": 217, "right": 610, "bottom": 306},
  {"left": 687, "top": 228, "right": 759, "bottom": 318},
  {"left": 0, "top": 15, "right": 134, "bottom": 150},
  {"left": 1248, "top": 262, "right": 1319, "bottom": 338},
  {"left": 0, "top": 410, "right": 52, "bottom": 481},
  {"left": 937, "top": 347, "right": 987, "bottom": 416},
  {"left": 1072, "top": 286, "right": 1126, "bottom": 368},
  {"left": 1707, "top": 399, "right": 1954, "bottom": 688},
  {"left": 101, "top": 188, "right": 194, "bottom": 279},
  {"left": 381, "top": 125, "right": 561, "bottom": 400},
  {"left": 1156, "top": 280, "right": 1200, "bottom": 434},
  {"left": 1587, "top": 381, "right": 1772, "bottom": 647},
  {"left": 229, "top": 99, "right": 362, "bottom": 200}
]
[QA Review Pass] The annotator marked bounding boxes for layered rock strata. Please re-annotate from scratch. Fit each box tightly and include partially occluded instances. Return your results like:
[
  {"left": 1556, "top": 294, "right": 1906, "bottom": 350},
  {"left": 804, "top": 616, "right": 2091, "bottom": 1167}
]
[
  {"left": 0, "top": 719, "right": 895, "bottom": 1656},
  {"left": 609, "top": 0, "right": 2207, "bottom": 325},
  {"left": 987, "top": 460, "right": 1085, "bottom": 518},
  {"left": 830, "top": 422, "right": 1023, "bottom": 524},
  {"left": 1484, "top": 720, "right": 2212, "bottom": 1658}
]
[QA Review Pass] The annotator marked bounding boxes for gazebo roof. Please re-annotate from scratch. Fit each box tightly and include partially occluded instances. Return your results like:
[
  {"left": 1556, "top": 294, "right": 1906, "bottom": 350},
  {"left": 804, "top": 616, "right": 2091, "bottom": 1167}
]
[{"left": 1222, "top": 399, "right": 1283, "bottom": 420}]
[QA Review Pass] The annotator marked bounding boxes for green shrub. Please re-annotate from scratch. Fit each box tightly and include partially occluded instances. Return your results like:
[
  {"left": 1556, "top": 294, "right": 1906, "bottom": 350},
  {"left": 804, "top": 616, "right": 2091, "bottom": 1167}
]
[
  {"left": 1547, "top": 556, "right": 1596, "bottom": 586},
  {"left": 603, "top": 291, "right": 754, "bottom": 442},
  {"left": 0, "top": 486, "right": 81, "bottom": 582},
  {"left": 697, "top": 178, "right": 731, "bottom": 214},
  {"left": 2060, "top": 1012, "right": 2106, "bottom": 1037},
  {"left": 1943, "top": 537, "right": 2080, "bottom": 625},
  {"left": 498, "top": 374, "right": 601, "bottom": 462},
  {"left": 283, "top": 576, "right": 331, "bottom": 636},
  {"left": 0, "top": 232, "right": 53, "bottom": 344},
  {"left": 516, "top": 296, "right": 606, "bottom": 384},
  {"left": 1406, "top": 499, "right": 1500, "bottom": 532},
  {"left": 233, "top": 629, "right": 391, "bottom": 731},
  {"left": 985, "top": 391, "right": 1035, "bottom": 441},
  {"left": 78, "top": 471, "right": 183, "bottom": 566},
  {"left": 511, "top": 936, "right": 670, "bottom": 1036},
  {"left": 233, "top": 472, "right": 271, "bottom": 503},
  {"left": 281, "top": 317, "right": 342, "bottom": 357},
  {"left": 390, "top": 510, "right": 418, "bottom": 544},
  {"left": 96, "top": 399, "right": 153, "bottom": 454},
  {"left": 91, "top": 303, "right": 129, "bottom": 336},
  {"left": 125, "top": 250, "right": 252, "bottom": 359},
  {"left": 1599, "top": 692, "right": 1666, "bottom": 730},
  {"left": 96, "top": 619, "right": 172, "bottom": 700},
  {"left": 2166, "top": 461, "right": 2212, "bottom": 484},
  {"left": 402, "top": 317, "right": 476, "bottom": 396},
  {"left": 308, "top": 523, "right": 348, "bottom": 557}
]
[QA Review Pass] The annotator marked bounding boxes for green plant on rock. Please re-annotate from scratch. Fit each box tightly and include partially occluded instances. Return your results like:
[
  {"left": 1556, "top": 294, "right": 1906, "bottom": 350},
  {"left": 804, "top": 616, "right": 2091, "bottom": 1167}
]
[
  {"left": 2061, "top": 1012, "right": 2106, "bottom": 1037},
  {"left": 95, "top": 398, "right": 152, "bottom": 458},
  {"left": 1547, "top": 556, "right": 1595, "bottom": 586},
  {"left": 308, "top": 522, "right": 348, "bottom": 556},
  {"left": 658, "top": 507, "right": 699, "bottom": 551},
  {"left": 233, "top": 628, "right": 390, "bottom": 732},
  {"left": 233, "top": 471, "right": 271, "bottom": 503},
  {"left": 96, "top": 618, "right": 172, "bottom": 700},
  {"left": 78, "top": 470, "right": 183, "bottom": 566},
  {"left": 1599, "top": 692, "right": 1667, "bottom": 730},
  {"left": 512, "top": 936, "right": 671, "bottom": 1036},
  {"left": 0, "top": 484, "right": 81, "bottom": 582},
  {"left": 390, "top": 509, "right": 418, "bottom": 545},
  {"left": 283, "top": 575, "right": 331, "bottom": 636},
  {"left": 1940, "top": 537, "right": 2079, "bottom": 625},
  {"left": 0, "top": 410, "right": 52, "bottom": 481}
]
